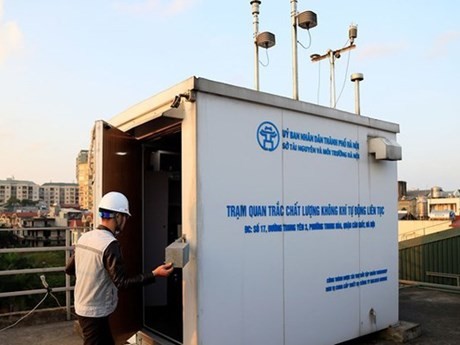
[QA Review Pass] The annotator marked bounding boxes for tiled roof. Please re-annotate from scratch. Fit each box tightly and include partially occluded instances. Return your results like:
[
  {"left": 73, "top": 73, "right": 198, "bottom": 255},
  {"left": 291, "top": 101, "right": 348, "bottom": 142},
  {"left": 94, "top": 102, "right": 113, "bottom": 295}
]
[
  {"left": 0, "top": 179, "right": 38, "bottom": 185},
  {"left": 0, "top": 211, "right": 54, "bottom": 219},
  {"left": 405, "top": 189, "right": 430, "bottom": 198}
]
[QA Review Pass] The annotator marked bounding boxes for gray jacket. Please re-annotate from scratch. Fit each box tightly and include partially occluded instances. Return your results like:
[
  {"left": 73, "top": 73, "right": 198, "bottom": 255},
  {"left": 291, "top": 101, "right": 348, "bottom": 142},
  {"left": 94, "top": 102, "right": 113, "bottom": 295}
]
[{"left": 65, "top": 226, "right": 155, "bottom": 317}]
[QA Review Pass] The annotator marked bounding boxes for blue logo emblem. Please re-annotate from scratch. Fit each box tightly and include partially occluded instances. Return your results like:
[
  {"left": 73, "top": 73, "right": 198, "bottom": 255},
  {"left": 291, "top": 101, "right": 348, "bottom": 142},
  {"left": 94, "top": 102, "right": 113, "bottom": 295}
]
[{"left": 257, "top": 121, "right": 280, "bottom": 151}]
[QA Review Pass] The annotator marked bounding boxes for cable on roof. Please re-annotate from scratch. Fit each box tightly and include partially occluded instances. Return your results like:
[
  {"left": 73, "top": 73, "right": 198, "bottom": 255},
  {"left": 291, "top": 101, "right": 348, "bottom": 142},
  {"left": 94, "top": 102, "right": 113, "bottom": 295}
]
[
  {"left": 0, "top": 293, "right": 49, "bottom": 333},
  {"left": 0, "top": 275, "right": 73, "bottom": 333}
]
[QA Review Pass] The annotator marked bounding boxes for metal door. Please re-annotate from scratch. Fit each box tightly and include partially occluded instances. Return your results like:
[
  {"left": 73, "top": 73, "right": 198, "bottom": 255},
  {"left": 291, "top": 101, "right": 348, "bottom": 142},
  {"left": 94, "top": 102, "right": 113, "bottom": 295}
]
[{"left": 93, "top": 120, "right": 143, "bottom": 345}]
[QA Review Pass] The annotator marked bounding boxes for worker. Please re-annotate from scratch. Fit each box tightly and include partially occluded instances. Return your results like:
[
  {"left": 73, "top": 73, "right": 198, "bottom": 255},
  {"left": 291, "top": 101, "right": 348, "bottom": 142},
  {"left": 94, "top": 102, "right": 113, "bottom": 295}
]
[{"left": 65, "top": 191, "right": 174, "bottom": 345}]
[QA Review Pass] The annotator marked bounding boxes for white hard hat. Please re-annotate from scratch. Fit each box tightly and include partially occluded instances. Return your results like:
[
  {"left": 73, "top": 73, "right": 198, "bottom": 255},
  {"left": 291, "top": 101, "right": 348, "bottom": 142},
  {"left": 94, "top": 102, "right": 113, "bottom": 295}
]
[{"left": 98, "top": 191, "right": 131, "bottom": 216}]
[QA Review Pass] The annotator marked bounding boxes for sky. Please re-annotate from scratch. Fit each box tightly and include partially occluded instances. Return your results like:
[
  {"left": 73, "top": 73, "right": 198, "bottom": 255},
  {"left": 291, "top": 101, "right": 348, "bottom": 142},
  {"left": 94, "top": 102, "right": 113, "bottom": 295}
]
[{"left": 0, "top": 0, "right": 459, "bottom": 190}]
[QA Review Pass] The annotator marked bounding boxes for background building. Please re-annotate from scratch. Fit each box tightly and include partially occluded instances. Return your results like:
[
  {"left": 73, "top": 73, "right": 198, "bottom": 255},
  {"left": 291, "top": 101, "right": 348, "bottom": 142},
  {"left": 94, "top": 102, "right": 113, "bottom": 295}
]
[
  {"left": 0, "top": 177, "right": 40, "bottom": 204},
  {"left": 398, "top": 181, "right": 460, "bottom": 240},
  {"left": 76, "top": 150, "right": 92, "bottom": 210},
  {"left": 41, "top": 182, "right": 79, "bottom": 208},
  {"left": 398, "top": 182, "right": 460, "bottom": 220},
  {"left": 427, "top": 186, "right": 460, "bottom": 218}
]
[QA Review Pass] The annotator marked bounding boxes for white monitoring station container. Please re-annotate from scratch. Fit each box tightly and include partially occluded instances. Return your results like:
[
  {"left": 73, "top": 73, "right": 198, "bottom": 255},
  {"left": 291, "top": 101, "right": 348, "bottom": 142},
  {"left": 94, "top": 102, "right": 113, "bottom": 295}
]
[{"left": 91, "top": 77, "right": 401, "bottom": 345}]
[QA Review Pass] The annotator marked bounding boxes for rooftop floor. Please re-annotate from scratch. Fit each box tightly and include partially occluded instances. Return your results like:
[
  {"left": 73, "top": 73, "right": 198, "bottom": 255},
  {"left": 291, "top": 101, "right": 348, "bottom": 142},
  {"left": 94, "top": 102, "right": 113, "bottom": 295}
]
[
  {"left": 343, "top": 284, "right": 460, "bottom": 345},
  {"left": 1, "top": 285, "right": 459, "bottom": 345}
]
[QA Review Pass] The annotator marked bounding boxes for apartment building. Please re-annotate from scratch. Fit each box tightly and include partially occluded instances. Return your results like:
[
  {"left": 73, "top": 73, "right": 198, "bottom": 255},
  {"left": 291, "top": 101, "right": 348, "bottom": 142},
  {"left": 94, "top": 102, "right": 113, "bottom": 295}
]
[
  {"left": 398, "top": 182, "right": 460, "bottom": 240},
  {"left": 76, "top": 150, "right": 92, "bottom": 210},
  {"left": 0, "top": 178, "right": 40, "bottom": 204},
  {"left": 398, "top": 182, "right": 460, "bottom": 220},
  {"left": 41, "top": 182, "right": 79, "bottom": 207},
  {"left": 427, "top": 186, "right": 460, "bottom": 217}
]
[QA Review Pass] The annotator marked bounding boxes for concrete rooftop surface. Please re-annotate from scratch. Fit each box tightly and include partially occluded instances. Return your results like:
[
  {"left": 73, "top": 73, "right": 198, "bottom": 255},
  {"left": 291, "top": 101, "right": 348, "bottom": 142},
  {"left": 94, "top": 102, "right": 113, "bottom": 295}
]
[{"left": 0, "top": 285, "right": 459, "bottom": 345}]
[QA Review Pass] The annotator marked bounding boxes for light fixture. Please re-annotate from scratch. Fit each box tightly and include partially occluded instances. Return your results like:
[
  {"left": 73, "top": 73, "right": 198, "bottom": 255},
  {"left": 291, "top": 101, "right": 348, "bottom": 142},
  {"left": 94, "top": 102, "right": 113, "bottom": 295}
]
[
  {"left": 297, "top": 10, "right": 317, "bottom": 30},
  {"left": 256, "top": 31, "right": 276, "bottom": 49}
]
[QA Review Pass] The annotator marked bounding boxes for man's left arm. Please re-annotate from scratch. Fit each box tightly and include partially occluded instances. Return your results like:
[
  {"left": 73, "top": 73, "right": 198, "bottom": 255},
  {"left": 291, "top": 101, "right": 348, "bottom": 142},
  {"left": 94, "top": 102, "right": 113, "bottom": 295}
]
[
  {"left": 104, "top": 241, "right": 156, "bottom": 289},
  {"left": 65, "top": 254, "right": 76, "bottom": 276}
]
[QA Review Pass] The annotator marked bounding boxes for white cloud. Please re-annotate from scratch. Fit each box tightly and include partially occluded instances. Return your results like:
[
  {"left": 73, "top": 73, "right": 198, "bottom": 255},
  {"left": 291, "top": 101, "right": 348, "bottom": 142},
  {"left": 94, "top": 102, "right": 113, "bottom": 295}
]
[
  {"left": 427, "top": 31, "right": 460, "bottom": 58},
  {"left": 114, "top": 0, "right": 199, "bottom": 17},
  {"left": 356, "top": 42, "right": 407, "bottom": 61},
  {"left": 0, "top": 0, "right": 24, "bottom": 65}
]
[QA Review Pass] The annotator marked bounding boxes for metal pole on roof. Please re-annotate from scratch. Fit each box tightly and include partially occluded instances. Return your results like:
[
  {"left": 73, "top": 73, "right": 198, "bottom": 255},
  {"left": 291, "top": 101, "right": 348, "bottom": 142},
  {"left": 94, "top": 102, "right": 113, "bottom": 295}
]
[
  {"left": 351, "top": 73, "right": 364, "bottom": 115},
  {"left": 251, "top": 0, "right": 261, "bottom": 91},
  {"left": 291, "top": 0, "right": 299, "bottom": 100},
  {"left": 291, "top": 2, "right": 317, "bottom": 100},
  {"left": 328, "top": 50, "right": 336, "bottom": 108}
]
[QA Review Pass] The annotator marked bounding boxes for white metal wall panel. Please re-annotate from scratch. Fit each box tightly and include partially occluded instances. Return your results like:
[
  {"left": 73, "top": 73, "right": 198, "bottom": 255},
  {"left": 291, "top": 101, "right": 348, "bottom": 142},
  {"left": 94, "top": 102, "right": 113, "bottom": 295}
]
[
  {"left": 196, "top": 93, "right": 284, "bottom": 345},
  {"left": 181, "top": 100, "right": 199, "bottom": 345},
  {"left": 282, "top": 110, "right": 363, "bottom": 345},
  {"left": 195, "top": 91, "right": 398, "bottom": 345},
  {"left": 358, "top": 127, "right": 399, "bottom": 335}
]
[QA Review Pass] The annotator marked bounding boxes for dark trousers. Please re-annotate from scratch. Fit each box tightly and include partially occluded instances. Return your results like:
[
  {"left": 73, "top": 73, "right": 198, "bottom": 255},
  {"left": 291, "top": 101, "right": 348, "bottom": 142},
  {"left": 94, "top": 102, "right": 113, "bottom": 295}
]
[{"left": 77, "top": 315, "right": 114, "bottom": 345}]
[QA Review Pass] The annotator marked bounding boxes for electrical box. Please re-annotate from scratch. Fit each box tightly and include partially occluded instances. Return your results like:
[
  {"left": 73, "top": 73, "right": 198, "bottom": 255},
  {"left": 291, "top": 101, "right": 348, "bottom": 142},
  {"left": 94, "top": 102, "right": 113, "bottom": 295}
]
[
  {"left": 368, "top": 136, "right": 402, "bottom": 161},
  {"left": 165, "top": 240, "right": 190, "bottom": 268},
  {"left": 92, "top": 77, "right": 401, "bottom": 345}
]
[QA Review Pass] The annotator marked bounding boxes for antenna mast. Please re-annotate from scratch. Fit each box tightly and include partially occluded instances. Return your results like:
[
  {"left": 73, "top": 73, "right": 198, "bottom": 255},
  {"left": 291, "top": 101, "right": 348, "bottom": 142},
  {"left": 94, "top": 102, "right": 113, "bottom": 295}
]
[
  {"left": 251, "top": 0, "right": 261, "bottom": 91},
  {"left": 290, "top": 1, "right": 317, "bottom": 100},
  {"left": 291, "top": 0, "right": 299, "bottom": 99},
  {"left": 250, "top": 1, "right": 276, "bottom": 91},
  {"left": 311, "top": 24, "right": 358, "bottom": 108}
]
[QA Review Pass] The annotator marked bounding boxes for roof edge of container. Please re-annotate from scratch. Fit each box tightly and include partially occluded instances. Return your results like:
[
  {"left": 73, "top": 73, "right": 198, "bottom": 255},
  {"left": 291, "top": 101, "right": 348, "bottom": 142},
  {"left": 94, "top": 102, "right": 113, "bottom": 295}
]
[
  {"left": 108, "top": 76, "right": 399, "bottom": 134},
  {"left": 108, "top": 76, "right": 198, "bottom": 132},
  {"left": 194, "top": 77, "right": 399, "bottom": 134}
]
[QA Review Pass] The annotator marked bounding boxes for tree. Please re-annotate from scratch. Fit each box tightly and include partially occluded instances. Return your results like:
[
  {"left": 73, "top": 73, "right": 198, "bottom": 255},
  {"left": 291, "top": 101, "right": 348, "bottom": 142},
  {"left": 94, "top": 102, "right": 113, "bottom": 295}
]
[
  {"left": 0, "top": 230, "right": 18, "bottom": 247},
  {"left": 5, "top": 196, "right": 19, "bottom": 210},
  {"left": 20, "top": 199, "right": 38, "bottom": 207},
  {"left": 0, "top": 253, "right": 37, "bottom": 313}
]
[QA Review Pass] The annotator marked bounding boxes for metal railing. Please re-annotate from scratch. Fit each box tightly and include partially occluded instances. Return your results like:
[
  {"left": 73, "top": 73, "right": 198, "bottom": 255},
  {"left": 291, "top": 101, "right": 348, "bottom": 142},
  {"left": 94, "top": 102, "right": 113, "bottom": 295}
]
[
  {"left": 0, "top": 226, "right": 88, "bottom": 321},
  {"left": 426, "top": 271, "right": 460, "bottom": 287},
  {"left": 398, "top": 220, "right": 452, "bottom": 241}
]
